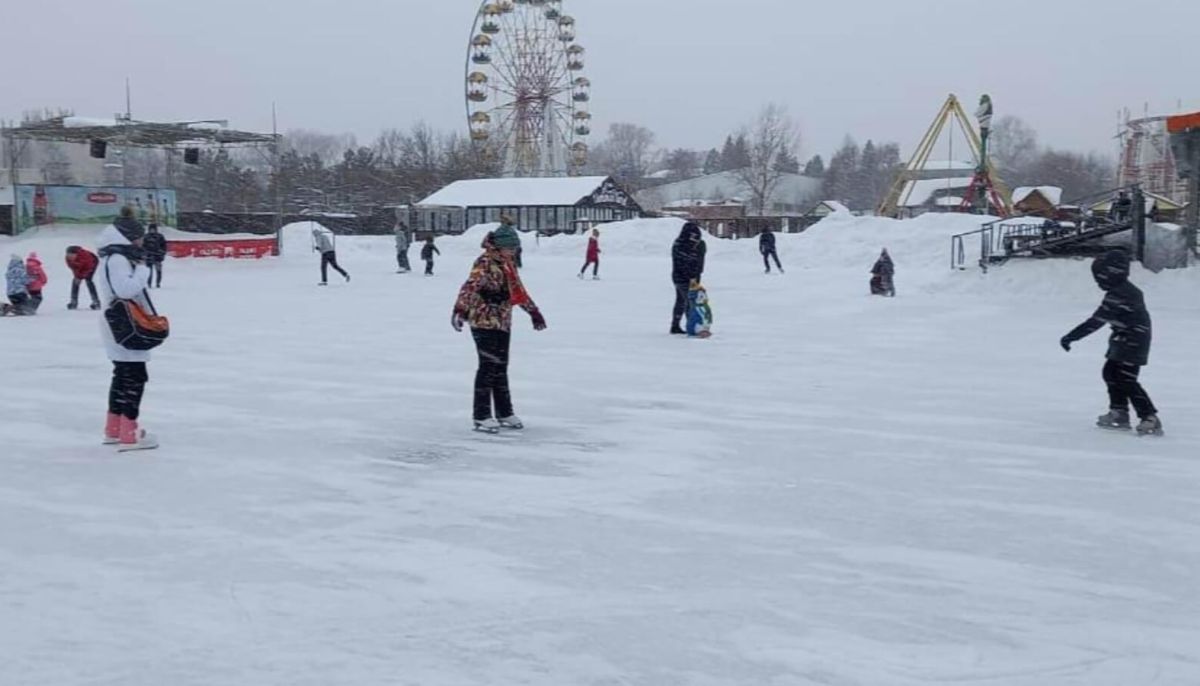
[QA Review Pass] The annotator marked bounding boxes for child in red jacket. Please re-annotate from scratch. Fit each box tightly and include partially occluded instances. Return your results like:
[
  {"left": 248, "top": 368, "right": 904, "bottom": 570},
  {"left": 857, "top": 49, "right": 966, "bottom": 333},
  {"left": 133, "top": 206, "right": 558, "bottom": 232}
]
[
  {"left": 24, "top": 252, "right": 47, "bottom": 314},
  {"left": 578, "top": 228, "right": 601, "bottom": 280},
  {"left": 65, "top": 246, "right": 101, "bottom": 310}
]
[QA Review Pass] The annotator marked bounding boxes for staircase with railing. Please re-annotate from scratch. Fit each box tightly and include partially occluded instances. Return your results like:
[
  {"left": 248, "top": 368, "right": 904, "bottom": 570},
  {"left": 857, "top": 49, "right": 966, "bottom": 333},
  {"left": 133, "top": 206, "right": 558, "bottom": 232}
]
[{"left": 951, "top": 186, "right": 1146, "bottom": 271}]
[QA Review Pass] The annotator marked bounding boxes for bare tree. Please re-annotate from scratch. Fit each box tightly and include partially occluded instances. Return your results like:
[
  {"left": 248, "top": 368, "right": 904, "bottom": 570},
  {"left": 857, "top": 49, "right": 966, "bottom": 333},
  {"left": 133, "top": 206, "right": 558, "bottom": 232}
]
[
  {"left": 590, "top": 123, "right": 658, "bottom": 187},
  {"left": 990, "top": 115, "right": 1040, "bottom": 184},
  {"left": 283, "top": 129, "right": 356, "bottom": 167},
  {"left": 735, "top": 104, "right": 801, "bottom": 215}
]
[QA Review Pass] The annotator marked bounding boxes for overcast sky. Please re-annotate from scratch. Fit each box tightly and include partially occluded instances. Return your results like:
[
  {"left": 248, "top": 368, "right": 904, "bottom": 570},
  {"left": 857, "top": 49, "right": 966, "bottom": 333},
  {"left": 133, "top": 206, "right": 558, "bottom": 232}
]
[{"left": 4, "top": 0, "right": 1198, "bottom": 162}]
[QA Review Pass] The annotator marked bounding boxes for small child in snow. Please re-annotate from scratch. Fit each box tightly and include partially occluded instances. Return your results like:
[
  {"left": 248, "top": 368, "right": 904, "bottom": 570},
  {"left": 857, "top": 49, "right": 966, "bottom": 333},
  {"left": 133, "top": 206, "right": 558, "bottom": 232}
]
[
  {"left": 421, "top": 236, "right": 441, "bottom": 276},
  {"left": 686, "top": 279, "right": 713, "bottom": 338},
  {"left": 2, "top": 254, "right": 31, "bottom": 316},
  {"left": 25, "top": 252, "right": 47, "bottom": 314}
]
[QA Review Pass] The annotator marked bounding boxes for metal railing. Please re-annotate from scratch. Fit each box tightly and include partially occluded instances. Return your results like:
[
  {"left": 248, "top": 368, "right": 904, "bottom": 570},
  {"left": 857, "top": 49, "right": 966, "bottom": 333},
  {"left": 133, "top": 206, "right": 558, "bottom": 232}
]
[{"left": 951, "top": 185, "right": 1139, "bottom": 271}]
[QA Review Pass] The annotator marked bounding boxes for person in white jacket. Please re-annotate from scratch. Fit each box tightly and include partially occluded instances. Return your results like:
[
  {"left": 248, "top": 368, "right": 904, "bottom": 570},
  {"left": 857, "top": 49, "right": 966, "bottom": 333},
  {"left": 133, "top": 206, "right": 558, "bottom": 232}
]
[
  {"left": 97, "top": 210, "right": 159, "bottom": 452},
  {"left": 312, "top": 226, "right": 350, "bottom": 285},
  {"left": 394, "top": 218, "right": 412, "bottom": 274}
]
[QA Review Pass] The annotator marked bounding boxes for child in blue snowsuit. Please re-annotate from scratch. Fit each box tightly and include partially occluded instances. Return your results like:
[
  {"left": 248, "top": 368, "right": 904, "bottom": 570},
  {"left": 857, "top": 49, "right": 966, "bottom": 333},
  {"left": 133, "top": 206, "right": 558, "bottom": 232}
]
[
  {"left": 686, "top": 279, "right": 713, "bottom": 338},
  {"left": 2, "top": 254, "right": 31, "bottom": 316}
]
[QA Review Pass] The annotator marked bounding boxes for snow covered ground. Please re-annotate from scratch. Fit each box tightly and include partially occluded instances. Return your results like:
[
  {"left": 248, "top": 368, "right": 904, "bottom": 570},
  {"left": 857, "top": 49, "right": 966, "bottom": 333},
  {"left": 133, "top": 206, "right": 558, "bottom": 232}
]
[{"left": 1, "top": 215, "right": 1198, "bottom": 685}]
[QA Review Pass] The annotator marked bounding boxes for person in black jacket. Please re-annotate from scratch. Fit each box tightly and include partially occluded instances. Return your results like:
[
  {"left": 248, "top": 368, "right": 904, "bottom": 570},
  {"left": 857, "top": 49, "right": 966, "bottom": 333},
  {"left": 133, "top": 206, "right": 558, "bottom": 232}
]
[
  {"left": 759, "top": 229, "right": 783, "bottom": 274},
  {"left": 670, "top": 222, "right": 706, "bottom": 334},
  {"left": 870, "top": 249, "right": 895, "bottom": 296},
  {"left": 1060, "top": 250, "right": 1162, "bottom": 436},
  {"left": 421, "top": 236, "right": 441, "bottom": 276},
  {"left": 142, "top": 223, "right": 168, "bottom": 288}
]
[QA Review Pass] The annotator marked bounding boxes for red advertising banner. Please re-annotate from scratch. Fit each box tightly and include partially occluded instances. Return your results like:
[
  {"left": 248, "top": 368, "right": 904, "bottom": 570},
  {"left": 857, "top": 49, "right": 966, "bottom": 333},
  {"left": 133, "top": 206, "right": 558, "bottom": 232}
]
[{"left": 168, "top": 238, "right": 278, "bottom": 259}]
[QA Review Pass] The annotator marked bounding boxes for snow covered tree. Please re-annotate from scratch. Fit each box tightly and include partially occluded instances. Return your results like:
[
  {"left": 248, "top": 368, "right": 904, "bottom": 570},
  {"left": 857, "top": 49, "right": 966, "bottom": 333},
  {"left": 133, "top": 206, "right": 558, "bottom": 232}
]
[
  {"left": 803, "top": 155, "right": 826, "bottom": 177},
  {"left": 822, "top": 138, "right": 860, "bottom": 206},
  {"left": 720, "top": 134, "right": 752, "bottom": 172},
  {"left": 774, "top": 147, "right": 801, "bottom": 174},
  {"left": 662, "top": 148, "right": 701, "bottom": 181},
  {"left": 702, "top": 148, "right": 721, "bottom": 175}
]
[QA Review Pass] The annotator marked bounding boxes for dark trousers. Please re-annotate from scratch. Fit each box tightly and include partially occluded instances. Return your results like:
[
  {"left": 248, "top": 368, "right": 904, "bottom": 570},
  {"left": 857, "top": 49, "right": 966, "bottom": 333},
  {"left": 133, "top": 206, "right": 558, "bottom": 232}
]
[
  {"left": 321, "top": 251, "right": 348, "bottom": 283},
  {"left": 71, "top": 277, "right": 100, "bottom": 306},
  {"left": 26, "top": 291, "right": 43, "bottom": 314},
  {"left": 763, "top": 250, "right": 782, "bottom": 271},
  {"left": 471, "top": 328, "right": 513, "bottom": 421},
  {"left": 109, "top": 362, "right": 149, "bottom": 421},
  {"left": 1103, "top": 360, "right": 1157, "bottom": 418},
  {"left": 2, "top": 292, "right": 29, "bottom": 315},
  {"left": 580, "top": 258, "right": 599, "bottom": 276},
  {"left": 397, "top": 249, "right": 411, "bottom": 271},
  {"left": 147, "top": 260, "right": 163, "bottom": 287},
  {"left": 672, "top": 282, "right": 689, "bottom": 326},
  {"left": 424, "top": 259, "right": 435, "bottom": 275}
]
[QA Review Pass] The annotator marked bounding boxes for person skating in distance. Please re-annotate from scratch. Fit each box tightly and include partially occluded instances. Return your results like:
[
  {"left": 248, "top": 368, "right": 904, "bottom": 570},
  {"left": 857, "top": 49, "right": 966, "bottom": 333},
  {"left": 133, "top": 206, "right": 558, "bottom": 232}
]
[
  {"left": 422, "top": 236, "right": 441, "bottom": 276},
  {"left": 142, "top": 223, "right": 167, "bottom": 288},
  {"left": 759, "top": 228, "right": 784, "bottom": 274},
  {"left": 65, "top": 246, "right": 102, "bottom": 310},
  {"left": 578, "top": 228, "right": 601, "bottom": 280},
  {"left": 312, "top": 226, "right": 350, "bottom": 285}
]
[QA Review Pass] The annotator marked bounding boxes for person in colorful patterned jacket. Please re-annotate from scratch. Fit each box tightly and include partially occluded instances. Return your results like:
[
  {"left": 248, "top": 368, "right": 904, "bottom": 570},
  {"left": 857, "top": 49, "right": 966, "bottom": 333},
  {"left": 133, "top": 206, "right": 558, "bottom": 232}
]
[{"left": 452, "top": 225, "right": 547, "bottom": 433}]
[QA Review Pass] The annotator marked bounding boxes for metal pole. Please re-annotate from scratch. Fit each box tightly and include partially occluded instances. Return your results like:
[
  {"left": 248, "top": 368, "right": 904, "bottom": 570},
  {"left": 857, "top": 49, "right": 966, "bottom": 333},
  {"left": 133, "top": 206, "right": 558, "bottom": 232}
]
[
  {"left": 3, "top": 127, "right": 15, "bottom": 236},
  {"left": 1132, "top": 186, "right": 1146, "bottom": 263},
  {"left": 272, "top": 103, "right": 283, "bottom": 257},
  {"left": 1188, "top": 139, "right": 1200, "bottom": 258}
]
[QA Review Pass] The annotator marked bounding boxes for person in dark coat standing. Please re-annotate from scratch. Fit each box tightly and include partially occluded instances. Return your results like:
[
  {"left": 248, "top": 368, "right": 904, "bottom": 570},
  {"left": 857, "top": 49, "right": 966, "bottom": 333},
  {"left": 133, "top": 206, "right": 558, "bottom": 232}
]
[
  {"left": 65, "top": 246, "right": 101, "bottom": 310},
  {"left": 142, "top": 223, "right": 168, "bottom": 288},
  {"left": 1060, "top": 250, "right": 1162, "bottom": 436},
  {"left": 870, "top": 249, "right": 896, "bottom": 296},
  {"left": 759, "top": 228, "right": 784, "bottom": 274},
  {"left": 670, "top": 222, "right": 706, "bottom": 334}
]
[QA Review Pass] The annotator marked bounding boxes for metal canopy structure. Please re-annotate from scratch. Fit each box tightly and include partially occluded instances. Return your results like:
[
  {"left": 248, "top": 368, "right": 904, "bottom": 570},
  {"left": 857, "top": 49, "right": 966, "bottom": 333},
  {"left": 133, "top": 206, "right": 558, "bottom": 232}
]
[
  {"left": 1, "top": 115, "right": 285, "bottom": 249},
  {"left": 2, "top": 116, "right": 278, "bottom": 148},
  {"left": 878, "top": 94, "right": 1012, "bottom": 218}
]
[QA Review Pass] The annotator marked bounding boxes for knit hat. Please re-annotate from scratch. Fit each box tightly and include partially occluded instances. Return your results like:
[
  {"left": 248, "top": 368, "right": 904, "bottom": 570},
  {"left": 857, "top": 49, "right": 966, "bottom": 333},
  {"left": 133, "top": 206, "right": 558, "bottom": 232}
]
[
  {"left": 1092, "top": 249, "right": 1130, "bottom": 291},
  {"left": 114, "top": 216, "right": 145, "bottom": 242},
  {"left": 492, "top": 224, "right": 521, "bottom": 250}
]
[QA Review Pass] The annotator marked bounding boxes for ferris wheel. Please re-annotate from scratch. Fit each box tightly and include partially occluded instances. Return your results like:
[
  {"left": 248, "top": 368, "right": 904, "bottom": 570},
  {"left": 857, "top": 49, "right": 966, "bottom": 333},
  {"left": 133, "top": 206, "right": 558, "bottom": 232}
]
[{"left": 466, "top": 0, "right": 591, "bottom": 177}]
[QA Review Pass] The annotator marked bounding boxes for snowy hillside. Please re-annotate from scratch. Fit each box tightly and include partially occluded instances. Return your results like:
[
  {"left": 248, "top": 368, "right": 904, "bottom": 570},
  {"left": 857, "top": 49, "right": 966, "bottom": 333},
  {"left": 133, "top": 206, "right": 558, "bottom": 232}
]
[{"left": 1, "top": 215, "right": 1198, "bottom": 685}]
